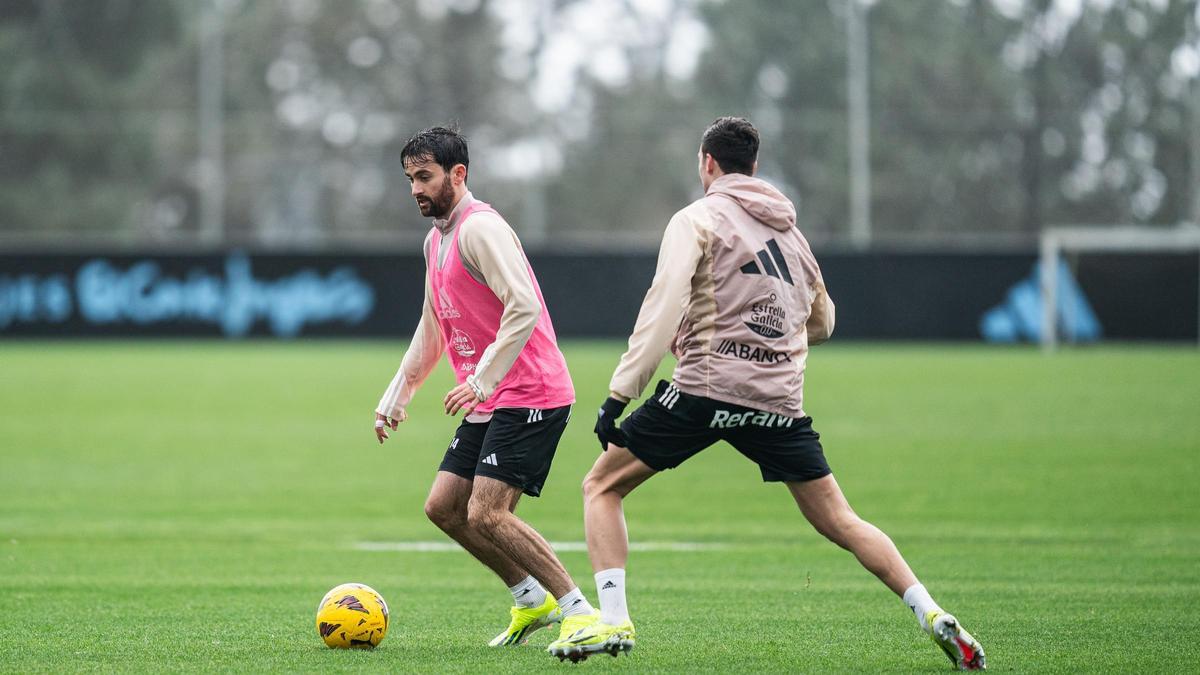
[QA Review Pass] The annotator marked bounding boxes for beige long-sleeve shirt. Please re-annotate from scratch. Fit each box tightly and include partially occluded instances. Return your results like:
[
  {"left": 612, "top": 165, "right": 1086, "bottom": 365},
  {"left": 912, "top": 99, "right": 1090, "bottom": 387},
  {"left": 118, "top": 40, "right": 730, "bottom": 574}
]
[
  {"left": 376, "top": 192, "right": 542, "bottom": 421},
  {"left": 609, "top": 174, "right": 835, "bottom": 417}
]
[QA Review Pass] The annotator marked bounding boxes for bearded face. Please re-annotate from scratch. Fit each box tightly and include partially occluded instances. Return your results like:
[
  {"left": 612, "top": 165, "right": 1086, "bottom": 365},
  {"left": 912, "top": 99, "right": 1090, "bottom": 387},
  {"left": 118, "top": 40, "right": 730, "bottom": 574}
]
[
  {"left": 420, "top": 173, "right": 455, "bottom": 218},
  {"left": 404, "top": 157, "right": 460, "bottom": 218}
]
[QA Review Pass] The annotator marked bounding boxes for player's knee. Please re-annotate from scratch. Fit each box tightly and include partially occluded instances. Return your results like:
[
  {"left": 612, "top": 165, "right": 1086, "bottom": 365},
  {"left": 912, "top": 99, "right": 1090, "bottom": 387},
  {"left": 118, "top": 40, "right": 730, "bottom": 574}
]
[
  {"left": 812, "top": 521, "right": 843, "bottom": 546},
  {"left": 812, "top": 512, "right": 863, "bottom": 548},
  {"left": 581, "top": 467, "right": 614, "bottom": 502},
  {"left": 424, "top": 497, "right": 464, "bottom": 532},
  {"left": 465, "top": 500, "right": 505, "bottom": 532},
  {"left": 581, "top": 471, "right": 598, "bottom": 500}
]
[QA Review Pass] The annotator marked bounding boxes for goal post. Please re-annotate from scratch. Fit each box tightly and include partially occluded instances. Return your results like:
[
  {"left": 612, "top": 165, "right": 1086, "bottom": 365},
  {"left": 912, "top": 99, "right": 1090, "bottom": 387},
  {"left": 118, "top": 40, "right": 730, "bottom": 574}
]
[{"left": 1039, "top": 225, "right": 1200, "bottom": 351}]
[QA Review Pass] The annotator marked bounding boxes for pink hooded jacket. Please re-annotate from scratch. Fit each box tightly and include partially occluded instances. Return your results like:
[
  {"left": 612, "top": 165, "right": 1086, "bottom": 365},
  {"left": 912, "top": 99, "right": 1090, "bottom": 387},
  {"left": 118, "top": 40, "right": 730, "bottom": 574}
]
[{"left": 609, "top": 173, "right": 834, "bottom": 418}]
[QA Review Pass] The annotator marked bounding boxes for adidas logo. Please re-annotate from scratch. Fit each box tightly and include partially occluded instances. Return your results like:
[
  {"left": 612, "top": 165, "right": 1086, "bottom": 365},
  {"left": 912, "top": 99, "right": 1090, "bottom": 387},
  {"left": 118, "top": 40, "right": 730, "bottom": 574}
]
[
  {"left": 436, "top": 286, "right": 461, "bottom": 319},
  {"left": 657, "top": 383, "right": 681, "bottom": 410},
  {"left": 481, "top": 453, "right": 499, "bottom": 466},
  {"left": 526, "top": 408, "right": 543, "bottom": 424},
  {"left": 601, "top": 581, "right": 617, "bottom": 590},
  {"left": 739, "top": 238, "right": 794, "bottom": 285}
]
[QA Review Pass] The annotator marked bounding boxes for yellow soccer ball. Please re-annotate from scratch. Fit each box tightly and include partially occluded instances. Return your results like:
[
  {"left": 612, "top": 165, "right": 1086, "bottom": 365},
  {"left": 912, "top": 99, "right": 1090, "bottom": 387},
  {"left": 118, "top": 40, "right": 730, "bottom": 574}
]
[{"left": 315, "top": 582, "right": 389, "bottom": 649}]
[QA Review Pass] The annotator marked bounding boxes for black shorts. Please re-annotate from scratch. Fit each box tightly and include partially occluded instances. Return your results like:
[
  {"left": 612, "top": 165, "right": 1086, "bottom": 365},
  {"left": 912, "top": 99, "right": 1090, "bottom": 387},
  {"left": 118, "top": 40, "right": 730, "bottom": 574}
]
[
  {"left": 438, "top": 405, "right": 571, "bottom": 497},
  {"left": 619, "top": 380, "right": 831, "bottom": 482}
]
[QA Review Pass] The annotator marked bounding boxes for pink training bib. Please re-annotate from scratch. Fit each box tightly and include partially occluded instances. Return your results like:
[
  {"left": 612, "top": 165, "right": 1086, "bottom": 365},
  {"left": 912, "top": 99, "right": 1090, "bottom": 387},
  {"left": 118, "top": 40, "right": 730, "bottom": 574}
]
[{"left": 427, "top": 201, "right": 575, "bottom": 414}]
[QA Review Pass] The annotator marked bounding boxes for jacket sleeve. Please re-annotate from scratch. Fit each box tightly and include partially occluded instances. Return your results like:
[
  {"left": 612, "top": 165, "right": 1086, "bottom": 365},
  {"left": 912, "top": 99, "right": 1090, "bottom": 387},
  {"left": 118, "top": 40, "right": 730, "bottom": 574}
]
[
  {"left": 456, "top": 213, "right": 541, "bottom": 401},
  {"left": 806, "top": 278, "right": 836, "bottom": 345},
  {"left": 608, "top": 209, "right": 705, "bottom": 401}
]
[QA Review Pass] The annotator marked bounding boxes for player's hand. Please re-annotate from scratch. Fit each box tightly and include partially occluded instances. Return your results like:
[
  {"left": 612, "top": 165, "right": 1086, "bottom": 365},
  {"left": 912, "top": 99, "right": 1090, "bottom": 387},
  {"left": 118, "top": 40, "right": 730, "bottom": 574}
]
[
  {"left": 594, "top": 396, "right": 628, "bottom": 451},
  {"left": 374, "top": 411, "right": 402, "bottom": 444},
  {"left": 444, "top": 382, "right": 481, "bottom": 416}
]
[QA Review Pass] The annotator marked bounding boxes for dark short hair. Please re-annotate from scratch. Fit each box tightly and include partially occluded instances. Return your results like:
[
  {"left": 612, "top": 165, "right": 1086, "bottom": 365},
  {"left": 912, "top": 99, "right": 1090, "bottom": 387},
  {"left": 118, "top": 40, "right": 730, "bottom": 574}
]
[
  {"left": 400, "top": 126, "right": 469, "bottom": 178},
  {"left": 701, "top": 117, "right": 759, "bottom": 175}
]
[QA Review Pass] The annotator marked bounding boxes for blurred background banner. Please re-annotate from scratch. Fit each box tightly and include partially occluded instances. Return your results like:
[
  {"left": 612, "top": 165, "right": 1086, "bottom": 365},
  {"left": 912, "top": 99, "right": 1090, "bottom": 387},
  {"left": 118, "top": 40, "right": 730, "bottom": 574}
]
[
  {"left": 2, "top": 250, "right": 1194, "bottom": 338},
  {"left": 1, "top": 0, "right": 1198, "bottom": 339}
]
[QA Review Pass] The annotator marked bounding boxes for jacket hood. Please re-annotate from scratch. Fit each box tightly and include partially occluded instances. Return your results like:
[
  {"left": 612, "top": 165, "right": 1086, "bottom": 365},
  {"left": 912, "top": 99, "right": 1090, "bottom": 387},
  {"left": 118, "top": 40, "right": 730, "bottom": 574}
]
[{"left": 706, "top": 174, "right": 796, "bottom": 232}]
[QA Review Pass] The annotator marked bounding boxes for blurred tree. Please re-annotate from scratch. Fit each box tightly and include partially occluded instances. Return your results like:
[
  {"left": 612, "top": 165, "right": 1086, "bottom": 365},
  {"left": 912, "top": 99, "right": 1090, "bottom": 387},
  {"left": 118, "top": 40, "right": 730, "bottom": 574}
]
[
  {"left": 867, "top": 0, "right": 1029, "bottom": 240},
  {"left": 218, "top": 0, "right": 513, "bottom": 245},
  {"left": 0, "top": 0, "right": 517, "bottom": 245},
  {"left": 1038, "top": 0, "right": 1197, "bottom": 227},
  {"left": 692, "top": 0, "right": 852, "bottom": 240},
  {"left": 0, "top": 0, "right": 187, "bottom": 239},
  {"left": 563, "top": 0, "right": 1198, "bottom": 243},
  {"left": 496, "top": 0, "right": 718, "bottom": 245},
  {"left": 0, "top": 0, "right": 1196, "bottom": 246}
]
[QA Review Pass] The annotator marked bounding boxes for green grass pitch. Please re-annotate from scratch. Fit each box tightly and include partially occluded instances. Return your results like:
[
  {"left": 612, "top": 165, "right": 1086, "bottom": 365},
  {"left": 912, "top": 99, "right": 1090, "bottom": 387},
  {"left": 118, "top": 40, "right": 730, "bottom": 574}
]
[{"left": 1, "top": 341, "right": 1198, "bottom": 672}]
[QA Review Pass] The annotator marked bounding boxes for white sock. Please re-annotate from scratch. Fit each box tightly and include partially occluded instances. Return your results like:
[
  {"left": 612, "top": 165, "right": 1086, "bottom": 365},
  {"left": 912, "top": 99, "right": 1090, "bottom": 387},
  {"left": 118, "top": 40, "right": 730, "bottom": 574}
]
[
  {"left": 902, "top": 583, "right": 942, "bottom": 632},
  {"left": 556, "top": 587, "right": 595, "bottom": 618},
  {"left": 508, "top": 575, "right": 547, "bottom": 609},
  {"left": 595, "top": 568, "right": 629, "bottom": 625}
]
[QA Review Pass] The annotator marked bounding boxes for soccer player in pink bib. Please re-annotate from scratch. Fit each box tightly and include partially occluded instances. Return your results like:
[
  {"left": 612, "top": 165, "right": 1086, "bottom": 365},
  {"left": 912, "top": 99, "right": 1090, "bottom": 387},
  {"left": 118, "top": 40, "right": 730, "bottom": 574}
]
[{"left": 374, "top": 127, "right": 595, "bottom": 648}]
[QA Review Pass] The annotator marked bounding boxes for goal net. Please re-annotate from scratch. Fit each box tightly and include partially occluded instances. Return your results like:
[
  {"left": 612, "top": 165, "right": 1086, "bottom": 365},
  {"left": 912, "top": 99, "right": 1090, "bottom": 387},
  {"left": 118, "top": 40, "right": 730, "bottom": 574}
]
[{"left": 1039, "top": 225, "right": 1200, "bottom": 351}]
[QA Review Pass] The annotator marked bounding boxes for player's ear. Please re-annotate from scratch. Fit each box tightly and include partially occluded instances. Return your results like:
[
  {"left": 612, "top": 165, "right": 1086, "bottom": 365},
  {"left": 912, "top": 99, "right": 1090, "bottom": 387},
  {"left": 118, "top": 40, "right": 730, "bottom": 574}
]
[{"left": 452, "top": 163, "right": 467, "bottom": 185}]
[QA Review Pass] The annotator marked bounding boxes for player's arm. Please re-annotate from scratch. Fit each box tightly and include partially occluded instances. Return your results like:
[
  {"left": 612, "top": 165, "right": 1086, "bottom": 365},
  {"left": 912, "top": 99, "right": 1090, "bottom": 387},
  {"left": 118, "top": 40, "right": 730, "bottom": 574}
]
[
  {"left": 609, "top": 210, "right": 704, "bottom": 401},
  {"left": 806, "top": 277, "right": 836, "bottom": 345},
  {"left": 375, "top": 267, "right": 444, "bottom": 443},
  {"left": 444, "top": 214, "right": 541, "bottom": 415},
  {"left": 597, "top": 210, "right": 704, "bottom": 449}
]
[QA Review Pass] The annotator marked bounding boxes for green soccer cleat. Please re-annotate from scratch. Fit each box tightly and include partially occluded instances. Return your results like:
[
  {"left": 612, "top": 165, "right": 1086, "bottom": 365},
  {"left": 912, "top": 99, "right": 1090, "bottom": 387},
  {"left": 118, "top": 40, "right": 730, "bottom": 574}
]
[
  {"left": 488, "top": 594, "right": 562, "bottom": 647},
  {"left": 547, "top": 614, "right": 634, "bottom": 663},
  {"left": 927, "top": 611, "right": 986, "bottom": 670},
  {"left": 545, "top": 611, "right": 600, "bottom": 660}
]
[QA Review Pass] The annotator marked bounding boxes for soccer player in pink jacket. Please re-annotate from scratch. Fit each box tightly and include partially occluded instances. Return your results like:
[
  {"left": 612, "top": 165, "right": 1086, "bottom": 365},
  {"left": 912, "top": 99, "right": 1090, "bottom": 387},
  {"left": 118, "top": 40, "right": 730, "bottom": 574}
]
[
  {"left": 549, "top": 118, "right": 986, "bottom": 670},
  {"left": 375, "top": 127, "right": 594, "bottom": 648}
]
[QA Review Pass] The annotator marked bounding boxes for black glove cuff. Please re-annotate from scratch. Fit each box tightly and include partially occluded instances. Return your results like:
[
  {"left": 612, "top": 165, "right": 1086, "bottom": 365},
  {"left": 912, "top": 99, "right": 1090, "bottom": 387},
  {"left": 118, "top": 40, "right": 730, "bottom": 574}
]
[{"left": 600, "top": 397, "right": 628, "bottom": 419}]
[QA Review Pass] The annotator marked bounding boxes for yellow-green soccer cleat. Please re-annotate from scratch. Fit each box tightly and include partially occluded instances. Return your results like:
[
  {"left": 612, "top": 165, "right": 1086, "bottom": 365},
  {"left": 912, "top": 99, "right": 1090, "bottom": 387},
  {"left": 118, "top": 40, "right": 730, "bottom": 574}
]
[
  {"left": 488, "top": 594, "right": 562, "bottom": 647},
  {"left": 927, "top": 611, "right": 986, "bottom": 670},
  {"left": 547, "top": 614, "right": 634, "bottom": 663}
]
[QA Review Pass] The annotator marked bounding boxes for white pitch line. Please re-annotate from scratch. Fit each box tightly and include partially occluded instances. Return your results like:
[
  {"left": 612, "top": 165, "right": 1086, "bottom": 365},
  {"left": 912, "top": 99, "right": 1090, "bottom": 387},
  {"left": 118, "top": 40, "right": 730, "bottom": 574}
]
[{"left": 354, "top": 541, "right": 730, "bottom": 553}]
